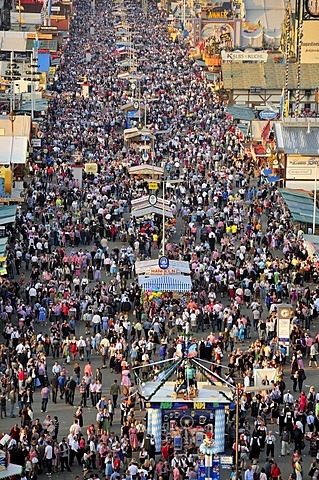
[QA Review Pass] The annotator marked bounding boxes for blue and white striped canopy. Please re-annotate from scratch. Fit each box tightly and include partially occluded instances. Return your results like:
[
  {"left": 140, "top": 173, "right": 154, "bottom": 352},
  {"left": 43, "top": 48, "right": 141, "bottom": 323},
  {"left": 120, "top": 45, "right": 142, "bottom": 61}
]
[{"left": 138, "top": 274, "right": 192, "bottom": 293}]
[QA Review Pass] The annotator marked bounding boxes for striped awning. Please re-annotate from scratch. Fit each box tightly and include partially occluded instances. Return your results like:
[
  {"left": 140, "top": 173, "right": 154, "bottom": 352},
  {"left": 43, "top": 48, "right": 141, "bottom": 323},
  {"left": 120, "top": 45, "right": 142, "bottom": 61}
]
[{"left": 138, "top": 274, "right": 192, "bottom": 292}]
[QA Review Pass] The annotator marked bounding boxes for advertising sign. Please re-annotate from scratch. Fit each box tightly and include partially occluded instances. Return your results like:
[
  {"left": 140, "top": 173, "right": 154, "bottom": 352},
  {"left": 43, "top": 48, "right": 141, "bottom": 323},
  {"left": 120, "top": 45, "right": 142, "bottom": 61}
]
[
  {"left": 221, "top": 50, "right": 268, "bottom": 62},
  {"left": 259, "top": 110, "right": 277, "bottom": 120},
  {"left": 301, "top": 20, "right": 319, "bottom": 63},
  {"left": 159, "top": 256, "right": 169, "bottom": 270},
  {"left": 84, "top": 163, "right": 98, "bottom": 174},
  {"left": 277, "top": 304, "right": 291, "bottom": 351},
  {"left": 286, "top": 156, "right": 319, "bottom": 180}
]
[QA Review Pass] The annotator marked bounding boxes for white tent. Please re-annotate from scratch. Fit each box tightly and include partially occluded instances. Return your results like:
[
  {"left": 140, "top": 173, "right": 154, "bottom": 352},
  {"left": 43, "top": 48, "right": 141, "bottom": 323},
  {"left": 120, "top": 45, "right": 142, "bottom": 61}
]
[
  {"left": 0, "top": 136, "right": 28, "bottom": 165},
  {"left": 0, "top": 464, "right": 22, "bottom": 479}
]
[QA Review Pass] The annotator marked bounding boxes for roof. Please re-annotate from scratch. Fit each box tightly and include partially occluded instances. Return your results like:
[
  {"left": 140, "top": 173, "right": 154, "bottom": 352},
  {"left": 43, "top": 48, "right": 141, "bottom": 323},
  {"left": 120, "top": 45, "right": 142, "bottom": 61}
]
[
  {"left": 227, "top": 106, "right": 255, "bottom": 121},
  {"left": 131, "top": 196, "right": 170, "bottom": 208},
  {"left": 140, "top": 380, "right": 230, "bottom": 403},
  {"left": 0, "top": 237, "right": 8, "bottom": 257},
  {"left": 124, "top": 127, "right": 154, "bottom": 141},
  {"left": 303, "top": 234, "right": 319, "bottom": 258},
  {"left": 0, "top": 464, "right": 23, "bottom": 479},
  {"left": 274, "top": 122, "right": 319, "bottom": 155},
  {"left": 0, "top": 31, "right": 28, "bottom": 51},
  {"left": 0, "top": 205, "right": 17, "bottom": 225},
  {"left": 135, "top": 258, "right": 191, "bottom": 275},
  {"left": 131, "top": 206, "right": 173, "bottom": 218},
  {"left": 11, "top": 12, "right": 41, "bottom": 25},
  {"left": 0, "top": 115, "right": 31, "bottom": 137},
  {"left": 280, "top": 189, "right": 319, "bottom": 225},
  {"left": 128, "top": 164, "right": 164, "bottom": 175},
  {"left": 0, "top": 137, "right": 28, "bottom": 165},
  {"left": 222, "top": 63, "right": 319, "bottom": 90},
  {"left": 138, "top": 273, "right": 192, "bottom": 292}
]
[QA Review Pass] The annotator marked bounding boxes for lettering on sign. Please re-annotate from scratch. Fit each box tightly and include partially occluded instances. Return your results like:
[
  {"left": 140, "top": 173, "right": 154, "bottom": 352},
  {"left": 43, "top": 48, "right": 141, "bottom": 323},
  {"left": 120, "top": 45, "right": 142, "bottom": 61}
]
[
  {"left": 148, "top": 268, "right": 177, "bottom": 274},
  {"left": 221, "top": 51, "right": 268, "bottom": 62},
  {"left": 160, "top": 402, "right": 172, "bottom": 409},
  {"left": 207, "top": 10, "right": 228, "bottom": 18}
]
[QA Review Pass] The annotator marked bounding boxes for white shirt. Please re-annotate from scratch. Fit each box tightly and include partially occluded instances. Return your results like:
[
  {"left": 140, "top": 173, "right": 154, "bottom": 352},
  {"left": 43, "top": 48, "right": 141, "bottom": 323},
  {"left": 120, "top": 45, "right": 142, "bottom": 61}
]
[{"left": 45, "top": 444, "right": 53, "bottom": 460}]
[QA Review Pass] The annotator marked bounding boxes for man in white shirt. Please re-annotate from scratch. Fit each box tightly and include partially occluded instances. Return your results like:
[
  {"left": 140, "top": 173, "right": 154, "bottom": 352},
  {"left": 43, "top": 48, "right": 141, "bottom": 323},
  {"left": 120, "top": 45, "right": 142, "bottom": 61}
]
[
  {"left": 69, "top": 435, "right": 80, "bottom": 467},
  {"left": 92, "top": 313, "right": 101, "bottom": 334},
  {"left": 128, "top": 461, "right": 139, "bottom": 477},
  {"left": 44, "top": 441, "right": 53, "bottom": 475},
  {"left": 52, "top": 361, "right": 62, "bottom": 375},
  {"left": 283, "top": 390, "right": 294, "bottom": 406}
]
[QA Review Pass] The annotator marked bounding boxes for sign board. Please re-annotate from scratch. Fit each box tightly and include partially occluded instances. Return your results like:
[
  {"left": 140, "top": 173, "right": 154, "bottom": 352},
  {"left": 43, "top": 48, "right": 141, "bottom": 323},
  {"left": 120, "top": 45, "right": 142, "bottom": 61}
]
[
  {"left": 277, "top": 304, "right": 291, "bottom": 343},
  {"left": 148, "top": 182, "right": 159, "bottom": 190},
  {"left": 259, "top": 110, "right": 277, "bottom": 120},
  {"left": 51, "top": 6, "right": 60, "bottom": 11},
  {"left": 286, "top": 156, "right": 319, "bottom": 181},
  {"left": 84, "top": 163, "right": 98, "bottom": 174},
  {"left": 31, "top": 138, "right": 41, "bottom": 147},
  {"left": 148, "top": 268, "right": 177, "bottom": 274},
  {"left": 221, "top": 51, "right": 268, "bottom": 62},
  {"left": 220, "top": 456, "right": 233, "bottom": 469},
  {"left": 301, "top": 20, "right": 319, "bottom": 63},
  {"left": 159, "top": 256, "right": 169, "bottom": 270},
  {"left": 27, "top": 33, "right": 53, "bottom": 39},
  {"left": 126, "top": 110, "right": 138, "bottom": 118},
  {"left": 40, "top": 26, "right": 58, "bottom": 32}
]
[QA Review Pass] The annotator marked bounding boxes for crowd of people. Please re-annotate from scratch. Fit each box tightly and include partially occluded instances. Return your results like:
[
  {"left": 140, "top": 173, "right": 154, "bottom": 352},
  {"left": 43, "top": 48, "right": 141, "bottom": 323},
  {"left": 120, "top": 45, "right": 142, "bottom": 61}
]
[{"left": 1, "top": 0, "right": 319, "bottom": 479}]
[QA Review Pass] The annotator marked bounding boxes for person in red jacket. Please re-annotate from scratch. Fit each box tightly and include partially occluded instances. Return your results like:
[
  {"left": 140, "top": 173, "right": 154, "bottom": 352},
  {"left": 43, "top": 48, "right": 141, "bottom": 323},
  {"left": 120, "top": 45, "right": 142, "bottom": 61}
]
[{"left": 270, "top": 462, "right": 281, "bottom": 480}]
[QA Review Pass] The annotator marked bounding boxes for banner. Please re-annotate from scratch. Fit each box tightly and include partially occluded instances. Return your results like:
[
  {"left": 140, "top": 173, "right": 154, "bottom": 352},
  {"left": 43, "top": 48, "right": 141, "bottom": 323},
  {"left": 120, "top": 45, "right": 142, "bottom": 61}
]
[
  {"left": 277, "top": 304, "right": 291, "bottom": 344},
  {"left": 254, "top": 368, "right": 277, "bottom": 387}
]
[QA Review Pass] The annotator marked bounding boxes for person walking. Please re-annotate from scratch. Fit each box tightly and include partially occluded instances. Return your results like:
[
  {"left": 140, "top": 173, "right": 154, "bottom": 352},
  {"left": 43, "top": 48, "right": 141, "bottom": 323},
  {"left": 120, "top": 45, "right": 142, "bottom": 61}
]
[
  {"left": 9, "top": 386, "right": 16, "bottom": 418},
  {"left": 265, "top": 431, "right": 276, "bottom": 458},
  {"left": 110, "top": 379, "right": 121, "bottom": 408},
  {"left": 40, "top": 385, "right": 50, "bottom": 413}
]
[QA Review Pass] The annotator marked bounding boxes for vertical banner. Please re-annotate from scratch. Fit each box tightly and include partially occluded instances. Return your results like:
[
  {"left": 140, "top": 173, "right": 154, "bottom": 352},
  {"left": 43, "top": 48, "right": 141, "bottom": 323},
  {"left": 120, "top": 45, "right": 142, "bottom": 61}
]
[
  {"left": 212, "top": 455, "right": 220, "bottom": 480},
  {"left": 277, "top": 304, "right": 292, "bottom": 353},
  {"left": 198, "top": 455, "right": 206, "bottom": 480}
]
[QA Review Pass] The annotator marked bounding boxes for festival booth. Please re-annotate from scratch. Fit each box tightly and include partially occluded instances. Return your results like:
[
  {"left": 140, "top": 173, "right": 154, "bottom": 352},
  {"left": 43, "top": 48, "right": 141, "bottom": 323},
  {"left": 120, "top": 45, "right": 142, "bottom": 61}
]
[
  {"left": 136, "top": 258, "right": 192, "bottom": 294},
  {"left": 120, "top": 102, "right": 146, "bottom": 128},
  {"left": 135, "top": 355, "right": 230, "bottom": 454},
  {"left": 123, "top": 127, "right": 154, "bottom": 151}
]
